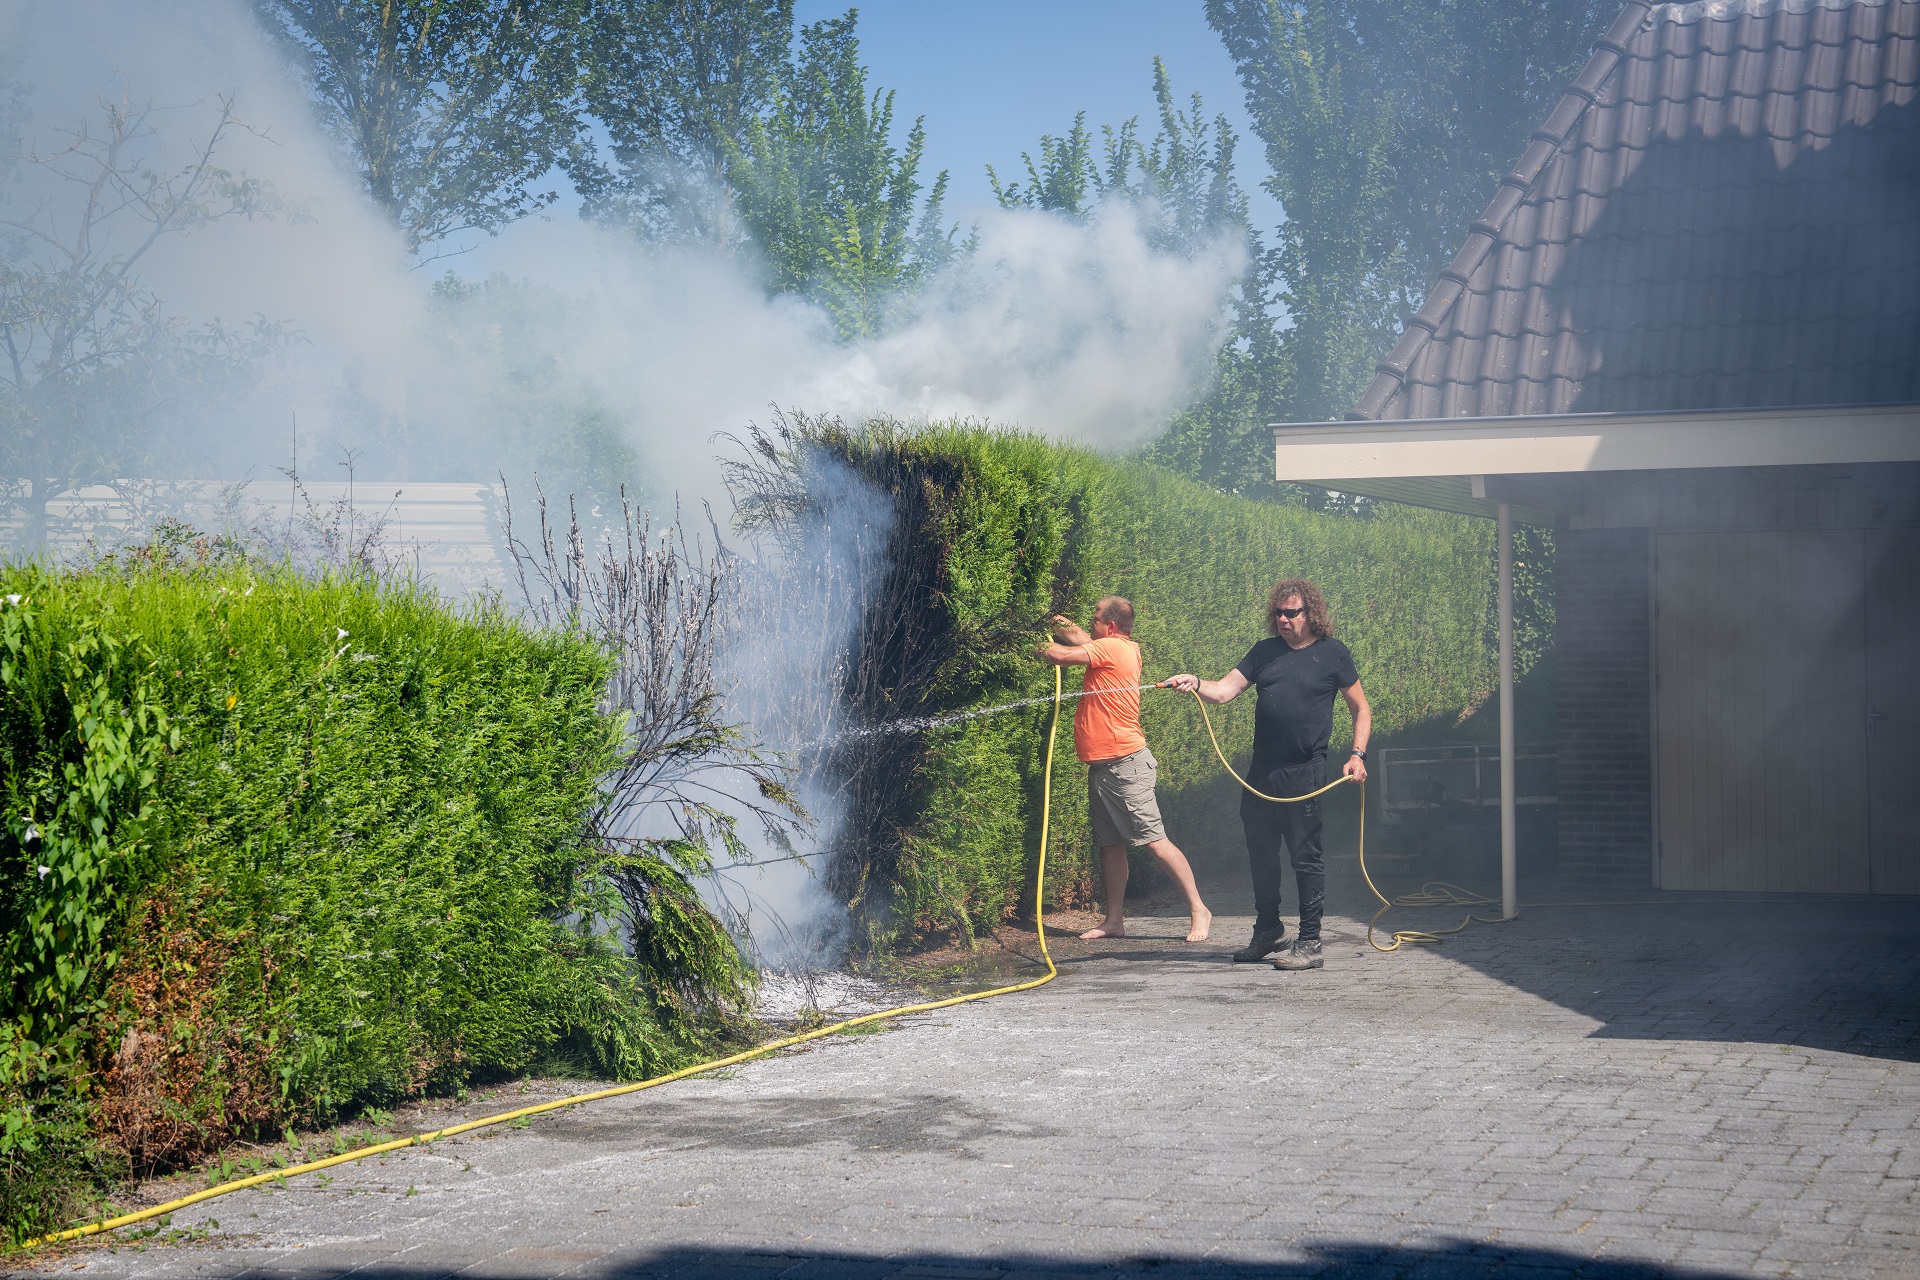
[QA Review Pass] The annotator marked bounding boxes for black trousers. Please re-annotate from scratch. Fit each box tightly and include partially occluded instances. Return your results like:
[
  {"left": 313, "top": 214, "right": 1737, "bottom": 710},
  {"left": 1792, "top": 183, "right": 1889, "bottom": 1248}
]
[{"left": 1239, "top": 758, "right": 1326, "bottom": 941}]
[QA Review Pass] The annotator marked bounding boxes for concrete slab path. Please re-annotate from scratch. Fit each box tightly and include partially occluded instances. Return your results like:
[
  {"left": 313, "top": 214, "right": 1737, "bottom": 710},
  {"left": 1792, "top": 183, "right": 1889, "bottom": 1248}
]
[{"left": 16, "top": 899, "right": 1920, "bottom": 1280}]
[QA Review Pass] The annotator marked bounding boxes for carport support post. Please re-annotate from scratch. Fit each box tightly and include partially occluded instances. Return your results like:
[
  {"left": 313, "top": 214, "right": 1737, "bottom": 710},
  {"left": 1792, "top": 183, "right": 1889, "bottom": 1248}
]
[{"left": 1497, "top": 500, "right": 1517, "bottom": 920}]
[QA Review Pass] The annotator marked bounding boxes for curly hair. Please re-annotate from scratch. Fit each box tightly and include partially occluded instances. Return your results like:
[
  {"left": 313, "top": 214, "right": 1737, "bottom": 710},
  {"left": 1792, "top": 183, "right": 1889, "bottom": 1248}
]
[{"left": 1266, "top": 578, "right": 1334, "bottom": 639}]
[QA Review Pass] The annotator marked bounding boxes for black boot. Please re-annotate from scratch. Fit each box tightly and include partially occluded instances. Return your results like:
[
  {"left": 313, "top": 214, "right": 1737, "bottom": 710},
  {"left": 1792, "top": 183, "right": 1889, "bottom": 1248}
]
[
  {"left": 1232, "top": 922, "right": 1288, "bottom": 963},
  {"left": 1271, "top": 938, "right": 1323, "bottom": 971}
]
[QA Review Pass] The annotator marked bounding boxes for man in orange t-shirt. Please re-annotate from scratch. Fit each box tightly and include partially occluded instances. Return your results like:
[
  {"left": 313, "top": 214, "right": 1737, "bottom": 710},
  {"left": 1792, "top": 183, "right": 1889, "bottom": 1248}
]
[{"left": 1035, "top": 596, "right": 1211, "bottom": 942}]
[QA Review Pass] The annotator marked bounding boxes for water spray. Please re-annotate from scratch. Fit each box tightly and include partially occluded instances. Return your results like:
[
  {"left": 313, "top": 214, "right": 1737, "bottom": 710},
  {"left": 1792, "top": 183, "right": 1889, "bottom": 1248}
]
[{"left": 810, "top": 682, "right": 1167, "bottom": 748}]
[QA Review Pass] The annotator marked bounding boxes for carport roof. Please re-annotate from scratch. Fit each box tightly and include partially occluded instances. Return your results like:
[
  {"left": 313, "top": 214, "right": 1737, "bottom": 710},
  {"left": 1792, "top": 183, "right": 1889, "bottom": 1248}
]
[
  {"left": 1348, "top": 0, "right": 1920, "bottom": 424},
  {"left": 1270, "top": 401, "right": 1920, "bottom": 524}
]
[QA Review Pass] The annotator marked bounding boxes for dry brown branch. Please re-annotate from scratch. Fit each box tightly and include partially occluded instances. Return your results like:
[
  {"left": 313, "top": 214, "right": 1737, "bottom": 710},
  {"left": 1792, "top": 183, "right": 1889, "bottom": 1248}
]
[{"left": 501, "top": 480, "right": 807, "bottom": 947}]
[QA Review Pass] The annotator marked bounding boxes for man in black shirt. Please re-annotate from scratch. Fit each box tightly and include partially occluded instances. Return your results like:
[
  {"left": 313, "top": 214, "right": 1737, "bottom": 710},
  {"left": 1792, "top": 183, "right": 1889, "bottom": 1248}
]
[{"left": 1165, "top": 578, "right": 1370, "bottom": 971}]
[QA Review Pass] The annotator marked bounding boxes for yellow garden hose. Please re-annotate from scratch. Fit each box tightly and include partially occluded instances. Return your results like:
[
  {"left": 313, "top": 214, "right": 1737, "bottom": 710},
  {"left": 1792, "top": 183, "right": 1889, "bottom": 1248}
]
[
  {"left": 1174, "top": 685, "right": 1509, "bottom": 952},
  {"left": 28, "top": 664, "right": 1514, "bottom": 1252},
  {"left": 22, "top": 670, "right": 1070, "bottom": 1253}
]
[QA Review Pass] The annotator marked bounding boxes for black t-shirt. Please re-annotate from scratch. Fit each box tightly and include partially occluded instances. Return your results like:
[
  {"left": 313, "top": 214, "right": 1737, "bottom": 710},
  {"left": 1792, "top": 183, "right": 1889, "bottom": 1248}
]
[{"left": 1234, "top": 636, "right": 1359, "bottom": 770}]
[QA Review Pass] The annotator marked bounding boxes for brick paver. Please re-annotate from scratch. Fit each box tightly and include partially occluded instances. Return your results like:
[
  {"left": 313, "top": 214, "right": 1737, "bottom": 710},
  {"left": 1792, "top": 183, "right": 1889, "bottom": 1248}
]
[{"left": 16, "top": 897, "right": 1919, "bottom": 1279}]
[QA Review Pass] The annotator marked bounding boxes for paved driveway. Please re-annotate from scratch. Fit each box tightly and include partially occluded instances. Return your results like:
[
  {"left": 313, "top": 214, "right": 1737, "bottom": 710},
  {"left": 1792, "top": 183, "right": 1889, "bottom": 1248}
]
[{"left": 19, "top": 898, "right": 1920, "bottom": 1280}]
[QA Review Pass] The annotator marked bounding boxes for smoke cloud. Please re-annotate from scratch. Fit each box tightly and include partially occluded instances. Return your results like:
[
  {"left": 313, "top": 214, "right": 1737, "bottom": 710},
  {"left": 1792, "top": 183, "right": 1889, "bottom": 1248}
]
[{"left": 6, "top": 0, "right": 1242, "bottom": 509}]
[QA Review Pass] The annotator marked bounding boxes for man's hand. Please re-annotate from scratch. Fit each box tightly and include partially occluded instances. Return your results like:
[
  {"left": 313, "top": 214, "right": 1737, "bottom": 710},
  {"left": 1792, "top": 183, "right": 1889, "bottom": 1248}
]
[
  {"left": 1342, "top": 752, "right": 1369, "bottom": 784},
  {"left": 1166, "top": 670, "right": 1249, "bottom": 704},
  {"left": 1051, "top": 614, "right": 1092, "bottom": 646}
]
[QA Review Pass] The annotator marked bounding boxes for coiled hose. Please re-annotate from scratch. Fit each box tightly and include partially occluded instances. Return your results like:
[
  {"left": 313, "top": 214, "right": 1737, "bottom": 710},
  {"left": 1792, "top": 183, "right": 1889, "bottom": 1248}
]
[{"left": 1175, "top": 684, "right": 1510, "bottom": 951}]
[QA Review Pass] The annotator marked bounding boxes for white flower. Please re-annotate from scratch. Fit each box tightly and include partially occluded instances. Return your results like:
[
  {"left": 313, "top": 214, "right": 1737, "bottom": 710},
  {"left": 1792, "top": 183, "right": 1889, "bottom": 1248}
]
[
  {"left": 4, "top": 594, "right": 19, "bottom": 605},
  {"left": 23, "top": 822, "right": 38, "bottom": 843},
  {"left": 336, "top": 627, "right": 349, "bottom": 640},
  {"left": 36, "top": 864, "right": 51, "bottom": 879}
]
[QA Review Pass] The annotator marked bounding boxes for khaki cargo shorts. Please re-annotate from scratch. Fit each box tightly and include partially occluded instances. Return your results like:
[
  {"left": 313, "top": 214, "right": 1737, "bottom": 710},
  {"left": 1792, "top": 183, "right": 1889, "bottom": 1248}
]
[{"left": 1087, "top": 747, "right": 1166, "bottom": 848}]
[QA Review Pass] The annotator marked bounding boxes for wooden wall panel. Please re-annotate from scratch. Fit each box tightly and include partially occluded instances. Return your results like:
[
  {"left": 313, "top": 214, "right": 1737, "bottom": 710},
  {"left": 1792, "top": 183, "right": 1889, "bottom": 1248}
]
[{"left": 1657, "top": 531, "right": 1869, "bottom": 892}]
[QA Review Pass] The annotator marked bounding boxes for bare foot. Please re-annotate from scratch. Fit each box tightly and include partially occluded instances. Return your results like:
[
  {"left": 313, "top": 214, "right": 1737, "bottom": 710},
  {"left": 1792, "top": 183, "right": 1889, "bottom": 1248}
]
[
  {"left": 1079, "top": 922, "right": 1125, "bottom": 939},
  {"left": 1185, "top": 906, "right": 1213, "bottom": 943}
]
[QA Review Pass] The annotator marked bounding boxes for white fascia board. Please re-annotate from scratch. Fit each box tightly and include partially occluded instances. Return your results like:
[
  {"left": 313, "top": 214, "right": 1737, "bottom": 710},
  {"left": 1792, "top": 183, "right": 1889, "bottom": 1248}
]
[{"left": 1271, "top": 403, "right": 1920, "bottom": 481}]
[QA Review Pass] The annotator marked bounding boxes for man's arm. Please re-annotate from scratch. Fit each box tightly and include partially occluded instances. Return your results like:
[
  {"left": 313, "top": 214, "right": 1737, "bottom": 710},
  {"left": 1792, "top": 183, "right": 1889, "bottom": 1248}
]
[
  {"left": 1162, "top": 669, "right": 1249, "bottom": 704},
  {"left": 1340, "top": 680, "right": 1372, "bottom": 782},
  {"left": 1035, "top": 614, "right": 1095, "bottom": 666}
]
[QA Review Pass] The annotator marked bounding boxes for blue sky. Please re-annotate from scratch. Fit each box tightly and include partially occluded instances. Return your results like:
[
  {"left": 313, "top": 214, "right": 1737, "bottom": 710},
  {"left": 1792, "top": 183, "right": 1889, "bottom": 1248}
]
[{"left": 790, "top": 0, "right": 1283, "bottom": 230}]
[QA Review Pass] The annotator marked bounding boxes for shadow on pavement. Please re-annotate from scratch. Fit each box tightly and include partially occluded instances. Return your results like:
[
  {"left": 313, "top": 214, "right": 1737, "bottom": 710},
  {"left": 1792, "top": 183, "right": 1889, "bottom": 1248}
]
[
  {"left": 281, "top": 1239, "right": 1744, "bottom": 1278},
  {"left": 1363, "top": 894, "right": 1920, "bottom": 1063},
  {"left": 921, "top": 882, "right": 1920, "bottom": 1062}
]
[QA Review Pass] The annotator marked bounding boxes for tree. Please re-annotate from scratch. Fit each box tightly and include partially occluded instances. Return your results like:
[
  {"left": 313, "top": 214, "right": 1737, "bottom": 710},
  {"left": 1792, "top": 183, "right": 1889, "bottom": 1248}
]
[
  {"left": 574, "top": 0, "right": 795, "bottom": 248},
  {"left": 987, "top": 112, "right": 1135, "bottom": 220},
  {"left": 253, "top": 0, "right": 589, "bottom": 258},
  {"left": 727, "top": 13, "right": 954, "bottom": 337},
  {"left": 0, "top": 95, "right": 290, "bottom": 550},
  {"left": 581, "top": 4, "right": 954, "bottom": 338},
  {"left": 1205, "top": 0, "right": 1614, "bottom": 421},
  {"left": 988, "top": 59, "right": 1246, "bottom": 259}
]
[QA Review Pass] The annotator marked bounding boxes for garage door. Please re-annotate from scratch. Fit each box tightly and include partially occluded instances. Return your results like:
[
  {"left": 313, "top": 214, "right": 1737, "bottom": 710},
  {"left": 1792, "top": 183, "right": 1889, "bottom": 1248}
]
[
  {"left": 1656, "top": 529, "right": 1918, "bottom": 893},
  {"left": 1656, "top": 531, "right": 1865, "bottom": 891}
]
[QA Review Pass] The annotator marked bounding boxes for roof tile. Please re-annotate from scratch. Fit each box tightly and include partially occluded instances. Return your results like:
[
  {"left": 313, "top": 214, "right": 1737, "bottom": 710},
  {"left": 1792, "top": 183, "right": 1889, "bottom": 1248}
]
[{"left": 1353, "top": 0, "right": 1920, "bottom": 421}]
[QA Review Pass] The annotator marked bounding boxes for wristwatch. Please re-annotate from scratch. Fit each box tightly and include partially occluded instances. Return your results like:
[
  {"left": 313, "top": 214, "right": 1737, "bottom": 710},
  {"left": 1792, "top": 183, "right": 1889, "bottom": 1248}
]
[{"left": 1350, "top": 749, "right": 1366, "bottom": 760}]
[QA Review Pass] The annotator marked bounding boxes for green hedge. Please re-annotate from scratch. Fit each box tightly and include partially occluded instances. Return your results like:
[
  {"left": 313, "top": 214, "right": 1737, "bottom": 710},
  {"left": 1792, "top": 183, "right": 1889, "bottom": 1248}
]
[
  {"left": 800, "top": 421, "right": 1494, "bottom": 946},
  {"left": 0, "top": 552, "right": 747, "bottom": 1241}
]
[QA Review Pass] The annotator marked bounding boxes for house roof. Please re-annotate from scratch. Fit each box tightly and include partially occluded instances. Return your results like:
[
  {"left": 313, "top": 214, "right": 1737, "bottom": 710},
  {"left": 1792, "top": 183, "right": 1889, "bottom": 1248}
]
[{"left": 1349, "top": 0, "right": 1920, "bottom": 422}]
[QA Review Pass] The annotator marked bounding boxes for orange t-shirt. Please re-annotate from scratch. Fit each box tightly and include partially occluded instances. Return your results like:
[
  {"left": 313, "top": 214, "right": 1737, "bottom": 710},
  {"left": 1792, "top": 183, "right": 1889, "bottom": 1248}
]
[{"left": 1073, "top": 636, "right": 1147, "bottom": 763}]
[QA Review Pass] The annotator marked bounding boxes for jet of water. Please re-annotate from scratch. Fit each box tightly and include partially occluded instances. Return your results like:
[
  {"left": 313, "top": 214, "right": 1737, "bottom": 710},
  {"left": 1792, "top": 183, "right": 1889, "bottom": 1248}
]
[{"left": 805, "top": 682, "right": 1169, "bottom": 749}]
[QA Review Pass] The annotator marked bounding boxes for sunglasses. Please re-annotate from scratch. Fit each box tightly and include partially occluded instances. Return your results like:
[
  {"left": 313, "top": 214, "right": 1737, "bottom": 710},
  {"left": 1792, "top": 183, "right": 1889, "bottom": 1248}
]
[{"left": 1273, "top": 606, "right": 1305, "bottom": 619}]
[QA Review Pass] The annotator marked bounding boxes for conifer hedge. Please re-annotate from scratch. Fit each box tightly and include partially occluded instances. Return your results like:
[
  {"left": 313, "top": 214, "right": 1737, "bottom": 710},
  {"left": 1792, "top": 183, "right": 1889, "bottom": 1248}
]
[
  {"left": 0, "top": 550, "right": 750, "bottom": 1241},
  {"left": 791, "top": 420, "right": 1495, "bottom": 947}
]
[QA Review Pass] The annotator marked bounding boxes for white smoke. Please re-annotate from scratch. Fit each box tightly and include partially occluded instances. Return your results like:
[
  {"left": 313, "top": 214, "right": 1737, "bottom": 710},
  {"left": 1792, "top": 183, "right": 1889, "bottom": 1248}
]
[
  {"left": 6, "top": 0, "right": 1242, "bottom": 505},
  {"left": 474, "top": 204, "right": 1243, "bottom": 500}
]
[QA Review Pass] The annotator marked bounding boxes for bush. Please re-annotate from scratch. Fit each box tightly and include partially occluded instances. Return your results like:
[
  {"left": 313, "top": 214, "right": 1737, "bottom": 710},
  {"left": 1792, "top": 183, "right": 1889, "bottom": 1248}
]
[
  {"left": 0, "top": 1028, "right": 108, "bottom": 1245},
  {"left": 742, "top": 418, "right": 1495, "bottom": 948},
  {"left": 0, "top": 551, "right": 753, "bottom": 1238}
]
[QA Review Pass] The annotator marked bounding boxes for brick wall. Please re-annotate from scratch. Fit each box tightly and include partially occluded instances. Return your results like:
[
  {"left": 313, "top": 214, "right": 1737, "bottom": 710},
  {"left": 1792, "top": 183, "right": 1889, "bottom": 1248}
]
[{"left": 1556, "top": 527, "right": 1653, "bottom": 887}]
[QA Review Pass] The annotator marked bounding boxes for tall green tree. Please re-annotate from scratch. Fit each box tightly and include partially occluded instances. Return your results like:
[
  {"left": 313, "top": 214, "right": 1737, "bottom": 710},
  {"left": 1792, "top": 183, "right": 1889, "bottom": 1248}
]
[
  {"left": 1205, "top": 0, "right": 1614, "bottom": 421},
  {"left": 987, "top": 112, "right": 1136, "bottom": 221},
  {"left": 728, "top": 13, "right": 954, "bottom": 338},
  {"left": 253, "top": 0, "right": 589, "bottom": 258},
  {"left": 574, "top": 0, "right": 794, "bottom": 248},
  {"left": 581, "top": 4, "right": 953, "bottom": 338},
  {"left": 988, "top": 59, "right": 1245, "bottom": 258}
]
